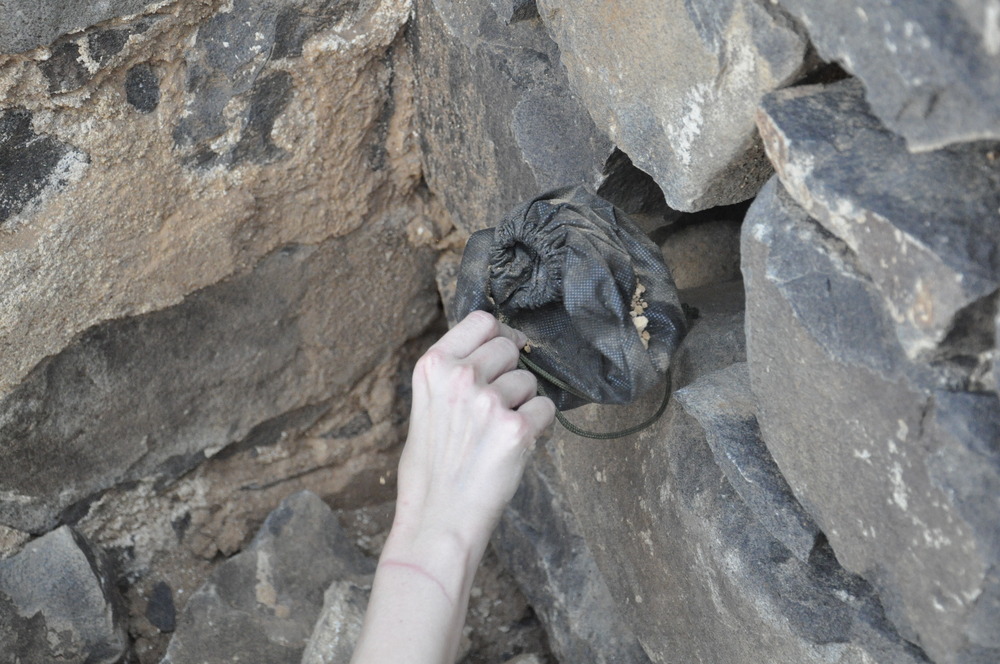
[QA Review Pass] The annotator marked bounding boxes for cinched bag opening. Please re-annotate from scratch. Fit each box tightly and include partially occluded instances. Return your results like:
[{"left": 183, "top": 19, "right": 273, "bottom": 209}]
[{"left": 452, "top": 186, "right": 687, "bottom": 413}]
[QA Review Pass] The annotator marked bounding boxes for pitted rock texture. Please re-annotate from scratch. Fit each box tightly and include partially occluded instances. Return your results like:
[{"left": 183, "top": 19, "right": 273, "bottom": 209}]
[
  {"left": 742, "top": 178, "right": 999, "bottom": 664},
  {"left": 775, "top": 0, "right": 1000, "bottom": 150},
  {"left": 0, "top": 214, "right": 438, "bottom": 533},
  {"left": 757, "top": 78, "right": 1000, "bottom": 361},
  {"left": 413, "top": 0, "right": 612, "bottom": 234},
  {"left": 0, "top": 0, "right": 420, "bottom": 400},
  {"left": 0, "top": 526, "right": 128, "bottom": 664},
  {"left": 0, "top": 108, "right": 88, "bottom": 225},
  {"left": 160, "top": 491, "right": 375, "bottom": 664},
  {"left": 535, "top": 0, "right": 809, "bottom": 211}
]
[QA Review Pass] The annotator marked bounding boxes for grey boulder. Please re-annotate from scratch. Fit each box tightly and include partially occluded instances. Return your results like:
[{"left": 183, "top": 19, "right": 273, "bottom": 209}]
[{"left": 0, "top": 526, "right": 128, "bottom": 664}]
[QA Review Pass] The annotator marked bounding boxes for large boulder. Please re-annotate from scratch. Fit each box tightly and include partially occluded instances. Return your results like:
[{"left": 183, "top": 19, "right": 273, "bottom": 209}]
[
  {"left": 412, "top": 0, "right": 613, "bottom": 234},
  {"left": 0, "top": 214, "right": 439, "bottom": 533},
  {"left": 0, "top": 526, "right": 128, "bottom": 664},
  {"left": 542, "top": 281, "right": 923, "bottom": 663},
  {"left": 757, "top": 78, "right": 1000, "bottom": 361},
  {"left": 742, "top": 178, "right": 1000, "bottom": 664},
  {"left": 161, "top": 491, "right": 374, "bottom": 664},
  {"left": 534, "top": 0, "right": 809, "bottom": 211},
  {"left": 0, "top": 0, "right": 418, "bottom": 400},
  {"left": 774, "top": 0, "right": 1000, "bottom": 150}
]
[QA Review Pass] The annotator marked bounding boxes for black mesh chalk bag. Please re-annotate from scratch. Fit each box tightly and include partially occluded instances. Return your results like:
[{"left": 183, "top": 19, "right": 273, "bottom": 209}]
[{"left": 452, "top": 186, "right": 687, "bottom": 423}]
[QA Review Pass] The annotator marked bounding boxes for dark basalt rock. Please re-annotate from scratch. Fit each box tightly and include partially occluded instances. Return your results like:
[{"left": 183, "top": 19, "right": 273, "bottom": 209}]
[
  {"left": 412, "top": 0, "right": 612, "bottom": 234},
  {"left": 742, "top": 178, "right": 1000, "bottom": 664},
  {"left": 125, "top": 63, "right": 161, "bottom": 113},
  {"left": 757, "top": 78, "right": 1000, "bottom": 361},
  {"left": 774, "top": 0, "right": 1000, "bottom": 150},
  {"left": 0, "top": 527, "right": 128, "bottom": 664},
  {"left": 0, "top": 108, "right": 88, "bottom": 226},
  {"left": 0, "top": 219, "right": 438, "bottom": 533},
  {"left": 675, "top": 362, "right": 820, "bottom": 563},
  {"left": 161, "top": 491, "right": 375, "bottom": 664},
  {"left": 494, "top": 446, "right": 652, "bottom": 664}
]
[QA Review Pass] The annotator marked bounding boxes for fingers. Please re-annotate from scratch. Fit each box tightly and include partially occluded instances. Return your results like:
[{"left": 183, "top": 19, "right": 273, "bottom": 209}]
[
  {"left": 431, "top": 311, "right": 527, "bottom": 360},
  {"left": 491, "top": 369, "right": 538, "bottom": 408},
  {"left": 517, "top": 395, "right": 556, "bottom": 436},
  {"left": 466, "top": 336, "right": 521, "bottom": 383}
]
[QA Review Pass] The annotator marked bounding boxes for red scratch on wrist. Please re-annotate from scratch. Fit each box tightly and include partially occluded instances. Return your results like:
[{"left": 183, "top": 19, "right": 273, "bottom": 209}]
[{"left": 381, "top": 559, "right": 454, "bottom": 606}]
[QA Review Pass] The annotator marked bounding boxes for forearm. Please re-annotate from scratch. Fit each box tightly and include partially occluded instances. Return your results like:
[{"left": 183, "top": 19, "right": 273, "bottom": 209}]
[{"left": 351, "top": 527, "right": 485, "bottom": 664}]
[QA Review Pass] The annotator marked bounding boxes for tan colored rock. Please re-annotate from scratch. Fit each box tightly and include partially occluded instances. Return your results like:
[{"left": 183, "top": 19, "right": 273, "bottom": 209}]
[{"left": 0, "top": 0, "right": 418, "bottom": 398}]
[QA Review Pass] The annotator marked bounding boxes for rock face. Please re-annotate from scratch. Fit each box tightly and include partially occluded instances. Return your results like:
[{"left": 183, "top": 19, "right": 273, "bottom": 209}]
[
  {"left": 535, "top": 0, "right": 809, "bottom": 211},
  {"left": 757, "top": 78, "right": 1000, "bottom": 360},
  {"left": 775, "top": 0, "right": 1000, "bottom": 150},
  {"left": 0, "top": 526, "right": 128, "bottom": 664},
  {"left": 0, "top": 0, "right": 420, "bottom": 401},
  {"left": 494, "top": 444, "right": 652, "bottom": 664},
  {"left": 0, "top": 0, "right": 160, "bottom": 53},
  {"left": 742, "top": 178, "right": 999, "bottom": 664},
  {"left": 161, "top": 491, "right": 374, "bottom": 664},
  {"left": 413, "top": 0, "right": 613, "bottom": 234},
  {"left": 0, "top": 214, "right": 439, "bottom": 533},
  {"left": 542, "top": 282, "right": 928, "bottom": 663}
]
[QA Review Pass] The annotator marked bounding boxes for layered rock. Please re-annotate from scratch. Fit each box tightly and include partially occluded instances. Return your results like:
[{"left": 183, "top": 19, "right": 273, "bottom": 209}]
[
  {"left": 535, "top": 0, "right": 810, "bottom": 211},
  {"left": 775, "top": 0, "right": 1000, "bottom": 150},
  {"left": 413, "top": 0, "right": 612, "bottom": 234},
  {"left": 0, "top": 212, "right": 439, "bottom": 533},
  {"left": 757, "top": 78, "right": 1000, "bottom": 361},
  {"left": 742, "top": 178, "right": 999, "bottom": 664}
]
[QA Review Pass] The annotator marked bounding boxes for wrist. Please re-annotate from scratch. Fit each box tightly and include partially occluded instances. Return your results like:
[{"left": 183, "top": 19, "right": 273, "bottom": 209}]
[{"left": 379, "top": 518, "right": 485, "bottom": 604}]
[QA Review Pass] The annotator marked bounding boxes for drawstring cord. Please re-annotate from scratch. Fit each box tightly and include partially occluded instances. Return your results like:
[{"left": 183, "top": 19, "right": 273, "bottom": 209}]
[{"left": 517, "top": 351, "right": 670, "bottom": 440}]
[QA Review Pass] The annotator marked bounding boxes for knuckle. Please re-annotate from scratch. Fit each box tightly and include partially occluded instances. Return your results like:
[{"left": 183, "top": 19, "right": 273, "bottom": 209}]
[
  {"left": 450, "top": 363, "right": 478, "bottom": 390},
  {"left": 415, "top": 347, "right": 448, "bottom": 375},
  {"left": 467, "top": 310, "right": 500, "bottom": 334}
]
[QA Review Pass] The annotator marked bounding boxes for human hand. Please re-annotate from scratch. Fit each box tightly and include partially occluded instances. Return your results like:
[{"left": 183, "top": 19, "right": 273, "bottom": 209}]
[
  {"left": 351, "top": 312, "right": 555, "bottom": 664},
  {"left": 389, "top": 310, "right": 555, "bottom": 563}
]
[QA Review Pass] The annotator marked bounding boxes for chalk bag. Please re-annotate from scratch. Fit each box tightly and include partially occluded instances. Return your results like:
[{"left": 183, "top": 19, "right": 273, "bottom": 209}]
[{"left": 452, "top": 186, "right": 688, "bottom": 435}]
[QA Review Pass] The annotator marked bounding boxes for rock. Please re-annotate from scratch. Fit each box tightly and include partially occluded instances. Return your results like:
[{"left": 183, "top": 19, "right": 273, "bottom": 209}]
[
  {"left": 542, "top": 280, "right": 929, "bottom": 663},
  {"left": 0, "top": 215, "right": 439, "bottom": 533},
  {"left": 0, "top": 0, "right": 417, "bottom": 402},
  {"left": 534, "top": 0, "right": 809, "bottom": 211},
  {"left": 0, "top": 526, "right": 128, "bottom": 664},
  {"left": 145, "top": 581, "right": 176, "bottom": 634},
  {"left": 300, "top": 579, "right": 371, "bottom": 664},
  {"left": 675, "top": 362, "right": 820, "bottom": 562},
  {"left": 659, "top": 217, "right": 743, "bottom": 290},
  {"left": 0, "top": 0, "right": 159, "bottom": 53},
  {"left": 125, "top": 63, "right": 160, "bottom": 114},
  {"left": 161, "top": 491, "right": 375, "bottom": 664},
  {"left": 757, "top": 78, "right": 1000, "bottom": 360},
  {"left": 489, "top": 0, "right": 538, "bottom": 24},
  {"left": 773, "top": 0, "right": 1000, "bottom": 150},
  {"left": 742, "top": 178, "right": 999, "bottom": 664},
  {"left": 0, "top": 108, "right": 89, "bottom": 225},
  {"left": 413, "top": 0, "right": 613, "bottom": 234},
  {"left": 494, "top": 444, "right": 652, "bottom": 664}
]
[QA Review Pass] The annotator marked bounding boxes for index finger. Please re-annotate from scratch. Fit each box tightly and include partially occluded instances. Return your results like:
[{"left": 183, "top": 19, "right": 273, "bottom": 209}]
[{"left": 433, "top": 311, "right": 527, "bottom": 359}]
